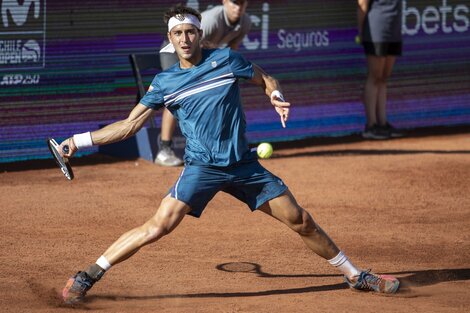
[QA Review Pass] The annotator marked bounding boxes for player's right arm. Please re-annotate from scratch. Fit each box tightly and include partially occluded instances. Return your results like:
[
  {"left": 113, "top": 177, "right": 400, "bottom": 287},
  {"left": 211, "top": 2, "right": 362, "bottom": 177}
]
[{"left": 59, "top": 103, "right": 154, "bottom": 158}]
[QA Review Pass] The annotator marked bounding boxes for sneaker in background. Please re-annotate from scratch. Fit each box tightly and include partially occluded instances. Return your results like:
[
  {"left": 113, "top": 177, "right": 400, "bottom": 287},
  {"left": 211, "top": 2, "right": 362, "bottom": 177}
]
[
  {"left": 361, "top": 124, "right": 390, "bottom": 140},
  {"left": 155, "top": 134, "right": 184, "bottom": 167},
  {"left": 380, "top": 122, "right": 405, "bottom": 138},
  {"left": 155, "top": 146, "right": 183, "bottom": 166}
]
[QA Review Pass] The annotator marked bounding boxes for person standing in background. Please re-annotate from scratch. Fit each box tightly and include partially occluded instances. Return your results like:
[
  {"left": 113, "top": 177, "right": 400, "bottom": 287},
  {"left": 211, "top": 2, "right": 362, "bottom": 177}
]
[
  {"left": 357, "top": 0, "right": 405, "bottom": 139},
  {"left": 156, "top": 0, "right": 252, "bottom": 166}
]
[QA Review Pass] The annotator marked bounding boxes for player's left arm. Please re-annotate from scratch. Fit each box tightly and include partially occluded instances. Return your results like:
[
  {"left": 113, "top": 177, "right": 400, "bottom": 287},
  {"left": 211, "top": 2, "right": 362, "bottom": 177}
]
[{"left": 250, "top": 63, "right": 290, "bottom": 128}]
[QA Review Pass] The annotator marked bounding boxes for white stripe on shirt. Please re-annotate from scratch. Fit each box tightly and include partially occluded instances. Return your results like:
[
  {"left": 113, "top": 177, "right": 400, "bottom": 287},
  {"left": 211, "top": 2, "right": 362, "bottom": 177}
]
[{"left": 163, "top": 73, "right": 235, "bottom": 106}]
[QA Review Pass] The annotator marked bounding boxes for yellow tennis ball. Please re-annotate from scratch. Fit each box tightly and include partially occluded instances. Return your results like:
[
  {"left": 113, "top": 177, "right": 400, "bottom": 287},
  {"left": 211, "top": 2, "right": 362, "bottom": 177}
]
[
  {"left": 257, "top": 142, "right": 273, "bottom": 159},
  {"left": 355, "top": 35, "right": 361, "bottom": 45}
]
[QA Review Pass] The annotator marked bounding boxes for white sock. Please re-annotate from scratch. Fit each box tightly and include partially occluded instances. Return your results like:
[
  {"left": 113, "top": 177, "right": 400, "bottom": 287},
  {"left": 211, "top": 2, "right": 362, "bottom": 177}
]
[
  {"left": 327, "top": 251, "right": 361, "bottom": 279},
  {"left": 96, "top": 255, "right": 112, "bottom": 271}
]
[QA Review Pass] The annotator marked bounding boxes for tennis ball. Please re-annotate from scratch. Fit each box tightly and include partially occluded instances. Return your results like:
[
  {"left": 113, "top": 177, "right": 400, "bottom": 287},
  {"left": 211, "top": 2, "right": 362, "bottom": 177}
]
[
  {"left": 354, "top": 35, "right": 361, "bottom": 45},
  {"left": 257, "top": 142, "right": 273, "bottom": 159}
]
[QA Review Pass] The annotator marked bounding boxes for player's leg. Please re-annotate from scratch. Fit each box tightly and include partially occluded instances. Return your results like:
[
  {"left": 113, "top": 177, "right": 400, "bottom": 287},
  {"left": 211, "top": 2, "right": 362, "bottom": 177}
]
[
  {"left": 101, "top": 194, "right": 190, "bottom": 265},
  {"left": 227, "top": 159, "right": 399, "bottom": 294},
  {"left": 228, "top": 161, "right": 344, "bottom": 265},
  {"left": 257, "top": 191, "right": 339, "bottom": 260},
  {"left": 62, "top": 195, "right": 190, "bottom": 304},
  {"left": 258, "top": 191, "right": 399, "bottom": 294}
]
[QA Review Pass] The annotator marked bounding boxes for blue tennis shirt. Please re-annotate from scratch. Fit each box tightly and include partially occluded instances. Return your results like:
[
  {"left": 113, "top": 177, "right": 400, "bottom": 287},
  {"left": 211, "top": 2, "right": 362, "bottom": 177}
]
[{"left": 140, "top": 48, "right": 255, "bottom": 167}]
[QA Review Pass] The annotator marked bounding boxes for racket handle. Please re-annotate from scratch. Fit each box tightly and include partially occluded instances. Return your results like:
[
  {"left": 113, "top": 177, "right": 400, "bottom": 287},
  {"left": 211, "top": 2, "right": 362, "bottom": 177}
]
[{"left": 62, "top": 145, "right": 69, "bottom": 154}]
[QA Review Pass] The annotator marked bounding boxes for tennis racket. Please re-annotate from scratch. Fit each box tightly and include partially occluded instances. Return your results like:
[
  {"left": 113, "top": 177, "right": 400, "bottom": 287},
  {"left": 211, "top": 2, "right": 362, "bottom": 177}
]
[{"left": 47, "top": 138, "right": 74, "bottom": 180}]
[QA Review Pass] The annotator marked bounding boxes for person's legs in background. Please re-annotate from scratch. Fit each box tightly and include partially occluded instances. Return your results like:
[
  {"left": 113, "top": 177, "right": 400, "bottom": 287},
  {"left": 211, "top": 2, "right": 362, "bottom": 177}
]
[
  {"left": 376, "top": 55, "right": 395, "bottom": 125},
  {"left": 376, "top": 55, "right": 404, "bottom": 137},
  {"left": 155, "top": 51, "right": 184, "bottom": 166},
  {"left": 155, "top": 108, "right": 183, "bottom": 166},
  {"left": 362, "top": 55, "right": 390, "bottom": 139}
]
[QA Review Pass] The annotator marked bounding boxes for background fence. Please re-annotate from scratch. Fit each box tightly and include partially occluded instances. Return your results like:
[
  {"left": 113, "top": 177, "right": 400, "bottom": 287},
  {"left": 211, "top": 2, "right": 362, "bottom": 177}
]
[{"left": 1, "top": 0, "right": 469, "bottom": 163}]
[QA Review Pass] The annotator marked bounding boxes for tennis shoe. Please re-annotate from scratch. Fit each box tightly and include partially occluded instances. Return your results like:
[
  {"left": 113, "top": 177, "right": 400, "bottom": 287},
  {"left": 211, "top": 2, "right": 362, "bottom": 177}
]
[
  {"left": 361, "top": 124, "right": 390, "bottom": 140},
  {"left": 62, "top": 271, "right": 95, "bottom": 304},
  {"left": 345, "top": 270, "right": 400, "bottom": 294},
  {"left": 155, "top": 146, "right": 183, "bottom": 167},
  {"left": 379, "top": 123, "right": 405, "bottom": 138}
]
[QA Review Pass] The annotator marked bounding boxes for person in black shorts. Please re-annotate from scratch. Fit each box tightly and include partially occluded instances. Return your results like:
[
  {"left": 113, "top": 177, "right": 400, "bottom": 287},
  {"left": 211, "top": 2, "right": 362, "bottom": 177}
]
[{"left": 357, "top": 0, "right": 405, "bottom": 139}]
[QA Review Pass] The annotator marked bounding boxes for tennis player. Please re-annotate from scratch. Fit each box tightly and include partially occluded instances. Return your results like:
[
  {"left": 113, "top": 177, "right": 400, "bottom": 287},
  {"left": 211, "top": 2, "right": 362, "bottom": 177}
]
[
  {"left": 157, "top": 0, "right": 251, "bottom": 166},
  {"left": 60, "top": 4, "right": 400, "bottom": 304}
]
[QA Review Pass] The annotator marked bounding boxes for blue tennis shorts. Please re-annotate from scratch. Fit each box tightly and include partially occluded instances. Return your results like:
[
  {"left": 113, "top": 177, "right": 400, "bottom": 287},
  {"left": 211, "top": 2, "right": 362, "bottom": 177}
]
[{"left": 169, "top": 158, "right": 288, "bottom": 218}]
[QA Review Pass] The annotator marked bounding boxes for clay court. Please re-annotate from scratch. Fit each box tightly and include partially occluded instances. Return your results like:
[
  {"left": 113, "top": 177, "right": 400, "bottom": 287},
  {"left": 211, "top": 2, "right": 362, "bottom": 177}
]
[{"left": 1, "top": 131, "right": 469, "bottom": 313}]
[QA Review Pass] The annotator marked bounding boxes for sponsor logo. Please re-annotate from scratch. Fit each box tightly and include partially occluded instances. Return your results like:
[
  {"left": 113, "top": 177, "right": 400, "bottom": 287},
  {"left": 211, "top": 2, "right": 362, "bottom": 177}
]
[
  {"left": 0, "top": 0, "right": 46, "bottom": 70},
  {"left": 0, "top": 73, "right": 40, "bottom": 85},
  {"left": 403, "top": 0, "right": 469, "bottom": 36},
  {"left": 277, "top": 29, "right": 329, "bottom": 52},
  {"left": 175, "top": 14, "right": 186, "bottom": 21}
]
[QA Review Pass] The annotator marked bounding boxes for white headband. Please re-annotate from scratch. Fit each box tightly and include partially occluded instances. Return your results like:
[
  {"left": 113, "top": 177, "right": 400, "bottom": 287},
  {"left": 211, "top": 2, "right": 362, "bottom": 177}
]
[
  {"left": 168, "top": 14, "right": 201, "bottom": 32},
  {"left": 160, "top": 14, "right": 201, "bottom": 54}
]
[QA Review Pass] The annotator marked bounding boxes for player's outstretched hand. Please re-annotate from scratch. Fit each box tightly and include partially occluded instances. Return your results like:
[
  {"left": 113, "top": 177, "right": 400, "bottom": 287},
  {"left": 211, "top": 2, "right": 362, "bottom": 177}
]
[
  {"left": 59, "top": 137, "right": 78, "bottom": 158},
  {"left": 271, "top": 97, "right": 290, "bottom": 128}
]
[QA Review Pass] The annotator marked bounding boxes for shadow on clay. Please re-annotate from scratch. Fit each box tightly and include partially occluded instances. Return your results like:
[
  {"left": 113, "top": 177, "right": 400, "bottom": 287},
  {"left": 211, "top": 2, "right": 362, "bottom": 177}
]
[
  {"left": 84, "top": 264, "right": 469, "bottom": 302},
  {"left": 272, "top": 148, "right": 470, "bottom": 159}
]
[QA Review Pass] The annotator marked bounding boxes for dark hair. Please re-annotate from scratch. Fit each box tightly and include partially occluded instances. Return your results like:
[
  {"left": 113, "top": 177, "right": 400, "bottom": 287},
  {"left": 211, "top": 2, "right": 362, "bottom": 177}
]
[{"left": 163, "top": 4, "right": 202, "bottom": 25}]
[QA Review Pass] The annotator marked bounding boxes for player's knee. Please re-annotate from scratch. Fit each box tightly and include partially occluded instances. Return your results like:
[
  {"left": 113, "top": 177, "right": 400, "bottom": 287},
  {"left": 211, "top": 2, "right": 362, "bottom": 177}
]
[
  {"left": 298, "top": 214, "right": 319, "bottom": 236},
  {"left": 142, "top": 218, "right": 171, "bottom": 243},
  {"left": 143, "top": 202, "right": 186, "bottom": 243},
  {"left": 289, "top": 210, "right": 317, "bottom": 236}
]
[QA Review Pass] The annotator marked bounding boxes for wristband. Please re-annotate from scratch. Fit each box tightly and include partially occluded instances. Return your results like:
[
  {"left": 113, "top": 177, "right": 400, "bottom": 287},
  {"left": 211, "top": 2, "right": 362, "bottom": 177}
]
[
  {"left": 96, "top": 255, "right": 112, "bottom": 271},
  {"left": 73, "top": 132, "right": 93, "bottom": 149},
  {"left": 270, "top": 90, "right": 285, "bottom": 102}
]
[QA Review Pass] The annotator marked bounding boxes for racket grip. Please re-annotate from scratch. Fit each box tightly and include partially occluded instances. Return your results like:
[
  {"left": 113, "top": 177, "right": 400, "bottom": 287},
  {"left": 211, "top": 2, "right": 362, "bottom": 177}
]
[{"left": 62, "top": 145, "right": 69, "bottom": 154}]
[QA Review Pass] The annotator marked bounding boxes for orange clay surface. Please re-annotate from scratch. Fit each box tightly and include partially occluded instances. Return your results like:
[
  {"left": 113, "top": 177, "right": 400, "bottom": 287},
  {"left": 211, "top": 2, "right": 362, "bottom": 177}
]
[{"left": 1, "top": 132, "right": 469, "bottom": 313}]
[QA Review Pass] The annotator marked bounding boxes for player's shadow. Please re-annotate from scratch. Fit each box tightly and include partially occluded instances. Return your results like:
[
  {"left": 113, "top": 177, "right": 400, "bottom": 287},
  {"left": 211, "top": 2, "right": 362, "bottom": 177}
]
[
  {"left": 391, "top": 268, "right": 470, "bottom": 288},
  {"left": 215, "top": 261, "right": 341, "bottom": 278},
  {"left": 89, "top": 264, "right": 470, "bottom": 302},
  {"left": 273, "top": 148, "right": 470, "bottom": 159},
  {"left": 215, "top": 263, "right": 470, "bottom": 288}
]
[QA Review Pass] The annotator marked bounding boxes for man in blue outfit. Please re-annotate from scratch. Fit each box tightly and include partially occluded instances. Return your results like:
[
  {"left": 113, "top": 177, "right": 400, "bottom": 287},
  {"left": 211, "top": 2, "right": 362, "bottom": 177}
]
[
  {"left": 60, "top": 4, "right": 399, "bottom": 304},
  {"left": 157, "top": 0, "right": 252, "bottom": 166}
]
